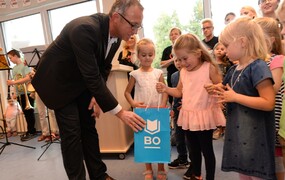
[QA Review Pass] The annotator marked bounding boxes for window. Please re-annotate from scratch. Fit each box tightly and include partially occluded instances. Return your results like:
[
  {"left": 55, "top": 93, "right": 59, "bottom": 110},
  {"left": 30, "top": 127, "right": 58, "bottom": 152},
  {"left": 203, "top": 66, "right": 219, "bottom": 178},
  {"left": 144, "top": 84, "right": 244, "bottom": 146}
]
[
  {"left": 140, "top": 0, "right": 203, "bottom": 67},
  {"left": 210, "top": 0, "right": 260, "bottom": 36},
  {"left": 48, "top": 1, "right": 97, "bottom": 40},
  {"left": 2, "top": 14, "right": 45, "bottom": 52}
]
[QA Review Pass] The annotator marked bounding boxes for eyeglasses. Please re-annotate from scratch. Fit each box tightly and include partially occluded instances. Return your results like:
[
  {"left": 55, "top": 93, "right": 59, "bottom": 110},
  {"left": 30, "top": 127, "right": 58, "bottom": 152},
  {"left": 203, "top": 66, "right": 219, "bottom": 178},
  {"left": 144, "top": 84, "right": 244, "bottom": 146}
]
[
  {"left": 259, "top": 0, "right": 272, "bottom": 4},
  {"left": 202, "top": 26, "right": 213, "bottom": 31},
  {"left": 117, "top": 12, "right": 142, "bottom": 30}
]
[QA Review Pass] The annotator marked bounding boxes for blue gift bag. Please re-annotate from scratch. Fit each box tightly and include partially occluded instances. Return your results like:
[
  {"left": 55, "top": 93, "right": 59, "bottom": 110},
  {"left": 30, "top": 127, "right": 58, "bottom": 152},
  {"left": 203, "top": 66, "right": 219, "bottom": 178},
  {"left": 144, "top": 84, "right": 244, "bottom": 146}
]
[{"left": 134, "top": 107, "right": 171, "bottom": 163}]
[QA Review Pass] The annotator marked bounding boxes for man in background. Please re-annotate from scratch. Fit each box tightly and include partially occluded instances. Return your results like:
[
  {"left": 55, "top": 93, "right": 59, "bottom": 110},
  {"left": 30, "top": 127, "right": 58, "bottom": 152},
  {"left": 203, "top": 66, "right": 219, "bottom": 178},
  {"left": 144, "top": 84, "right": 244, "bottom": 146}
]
[{"left": 201, "top": 18, "right": 219, "bottom": 50}]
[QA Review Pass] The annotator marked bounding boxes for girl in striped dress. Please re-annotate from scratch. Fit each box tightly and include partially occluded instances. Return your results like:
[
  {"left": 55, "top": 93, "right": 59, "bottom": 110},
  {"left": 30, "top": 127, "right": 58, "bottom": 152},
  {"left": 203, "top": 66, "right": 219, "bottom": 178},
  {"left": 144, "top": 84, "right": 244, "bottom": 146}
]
[{"left": 255, "top": 16, "right": 285, "bottom": 180}]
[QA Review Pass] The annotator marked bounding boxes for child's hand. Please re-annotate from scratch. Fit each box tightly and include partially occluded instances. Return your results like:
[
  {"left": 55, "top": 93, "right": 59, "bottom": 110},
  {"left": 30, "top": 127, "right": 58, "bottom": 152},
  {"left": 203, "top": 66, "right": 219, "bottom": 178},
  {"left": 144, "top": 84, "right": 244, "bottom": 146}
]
[
  {"left": 204, "top": 83, "right": 225, "bottom": 95},
  {"left": 170, "top": 110, "right": 174, "bottom": 118},
  {"left": 156, "top": 82, "right": 167, "bottom": 93},
  {"left": 204, "top": 84, "right": 215, "bottom": 94},
  {"left": 132, "top": 101, "right": 145, "bottom": 108},
  {"left": 177, "top": 101, "right": 182, "bottom": 111},
  {"left": 7, "top": 80, "right": 15, "bottom": 86},
  {"left": 215, "top": 84, "right": 237, "bottom": 103}
]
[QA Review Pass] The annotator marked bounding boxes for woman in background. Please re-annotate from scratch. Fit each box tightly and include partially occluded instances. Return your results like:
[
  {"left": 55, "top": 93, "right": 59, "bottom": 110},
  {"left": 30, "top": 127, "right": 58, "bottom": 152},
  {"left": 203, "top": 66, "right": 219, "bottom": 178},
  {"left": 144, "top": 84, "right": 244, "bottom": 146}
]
[
  {"left": 118, "top": 35, "right": 139, "bottom": 70},
  {"left": 160, "top": 27, "right": 182, "bottom": 104}
]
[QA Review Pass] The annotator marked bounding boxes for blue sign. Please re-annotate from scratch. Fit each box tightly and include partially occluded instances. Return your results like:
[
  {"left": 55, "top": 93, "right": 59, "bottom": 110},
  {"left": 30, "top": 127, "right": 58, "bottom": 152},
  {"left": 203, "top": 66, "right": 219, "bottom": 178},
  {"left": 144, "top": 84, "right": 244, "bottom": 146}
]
[{"left": 134, "top": 108, "right": 171, "bottom": 163}]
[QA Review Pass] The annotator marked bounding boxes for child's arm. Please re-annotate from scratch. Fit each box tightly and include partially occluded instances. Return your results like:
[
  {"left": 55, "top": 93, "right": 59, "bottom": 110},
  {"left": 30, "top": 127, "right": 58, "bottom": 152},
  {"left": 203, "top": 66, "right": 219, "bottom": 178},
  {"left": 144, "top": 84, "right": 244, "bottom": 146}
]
[
  {"left": 209, "top": 63, "right": 222, "bottom": 84},
  {"left": 156, "top": 79, "right": 182, "bottom": 98},
  {"left": 124, "top": 76, "right": 144, "bottom": 108},
  {"left": 271, "top": 67, "right": 283, "bottom": 94},
  {"left": 218, "top": 79, "right": 275, "bottom": 111},
  {"left": 158, "top": 74, "right": 168, "bottom": 107},
  {"left": 7, "top": 73, "right": 32, "bottom": 86},
  {"left": 204, "top": 64, "right": 223, "bottom": 95}
]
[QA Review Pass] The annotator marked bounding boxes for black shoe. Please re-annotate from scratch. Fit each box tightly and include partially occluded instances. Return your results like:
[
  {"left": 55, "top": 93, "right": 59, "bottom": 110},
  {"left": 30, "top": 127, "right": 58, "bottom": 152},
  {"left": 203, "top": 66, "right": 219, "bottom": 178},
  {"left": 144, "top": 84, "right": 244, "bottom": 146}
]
[
  {"left": 168, "top": 158, "right": 190, "bottom": 169},
  {"left": 183, "top": 163, "right": 193, "bottom": 179},
  {"left": 20, "top": 133, "right": 37, "bottom": 141}
]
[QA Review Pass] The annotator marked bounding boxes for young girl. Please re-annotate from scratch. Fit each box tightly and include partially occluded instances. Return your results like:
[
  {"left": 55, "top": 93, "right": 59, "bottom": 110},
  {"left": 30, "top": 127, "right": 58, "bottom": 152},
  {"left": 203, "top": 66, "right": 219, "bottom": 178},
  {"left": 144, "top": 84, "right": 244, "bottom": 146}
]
[
  {"left": 217, "top": 17, "right": 276, "bottom": 179},
  {"left": 4, "top": 98, "right": 22, "bottom": 137},
  {"left": 156, "top": 33, "right": 226, "bottom": 180},
  {"left": 254, "top": 16, "right": 285, "bottom": 180},
  {"left": 212, "top": 42, "right": 233, "bottom": 140},
  {"left": 277, "top": 0, "right": 285, "bottom": 171},
  {"left": 125, "top": 38, "right": 168, "bottom": 180}
]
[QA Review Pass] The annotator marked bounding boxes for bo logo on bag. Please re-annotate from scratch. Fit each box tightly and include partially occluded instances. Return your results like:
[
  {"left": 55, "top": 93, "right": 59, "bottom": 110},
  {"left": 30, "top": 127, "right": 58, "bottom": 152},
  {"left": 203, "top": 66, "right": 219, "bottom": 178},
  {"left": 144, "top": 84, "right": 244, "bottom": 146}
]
[
  {"left": 144, "top": 119, "right": 161, "bottom": 149},
  {"left": 134, "top": 108, "right": 170, "bottom": 163}
]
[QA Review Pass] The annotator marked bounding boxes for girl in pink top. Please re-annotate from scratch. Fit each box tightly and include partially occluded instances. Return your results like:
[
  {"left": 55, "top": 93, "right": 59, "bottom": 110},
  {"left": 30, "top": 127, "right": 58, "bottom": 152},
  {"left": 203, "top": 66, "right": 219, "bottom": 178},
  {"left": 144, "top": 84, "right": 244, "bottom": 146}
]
[{"left": 156, "top": 33, "right": 225, "bottom": 180}]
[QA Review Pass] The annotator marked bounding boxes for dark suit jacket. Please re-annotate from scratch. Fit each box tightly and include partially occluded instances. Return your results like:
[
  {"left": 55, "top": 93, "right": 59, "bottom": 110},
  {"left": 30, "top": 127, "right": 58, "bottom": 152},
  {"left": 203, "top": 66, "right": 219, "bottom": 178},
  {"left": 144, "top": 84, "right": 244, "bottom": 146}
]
[{"left": 32, "top": 13, "right": 122, "bottom": 111}]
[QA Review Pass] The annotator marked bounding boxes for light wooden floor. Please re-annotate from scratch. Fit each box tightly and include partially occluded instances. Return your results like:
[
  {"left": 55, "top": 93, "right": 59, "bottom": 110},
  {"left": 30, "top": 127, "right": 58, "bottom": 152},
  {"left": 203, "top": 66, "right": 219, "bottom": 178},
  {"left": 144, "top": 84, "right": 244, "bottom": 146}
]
[{"left": 0, "top": 134, "right": 238, "bottom": 180}]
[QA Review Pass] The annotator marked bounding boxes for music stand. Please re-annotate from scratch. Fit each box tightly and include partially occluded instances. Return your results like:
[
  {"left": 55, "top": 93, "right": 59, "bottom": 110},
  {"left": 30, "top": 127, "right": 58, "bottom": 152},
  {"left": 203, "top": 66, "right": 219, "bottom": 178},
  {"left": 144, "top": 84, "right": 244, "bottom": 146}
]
[
  {"left": 20, "top": 45, "right": 46, "bottom": 67},
  {"left": 21, "top": 45, "right": 61, "bottom": 160},
  {"left": 0, "top": 49, "right": 10, "bottom": 70}
]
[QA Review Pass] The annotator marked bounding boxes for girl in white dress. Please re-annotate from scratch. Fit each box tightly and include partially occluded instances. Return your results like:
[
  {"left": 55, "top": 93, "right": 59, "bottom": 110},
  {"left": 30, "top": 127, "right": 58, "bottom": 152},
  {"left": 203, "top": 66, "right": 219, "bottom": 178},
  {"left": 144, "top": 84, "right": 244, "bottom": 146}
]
[{"left": 125, "top": 38, "right": 168, "bottom": 180}]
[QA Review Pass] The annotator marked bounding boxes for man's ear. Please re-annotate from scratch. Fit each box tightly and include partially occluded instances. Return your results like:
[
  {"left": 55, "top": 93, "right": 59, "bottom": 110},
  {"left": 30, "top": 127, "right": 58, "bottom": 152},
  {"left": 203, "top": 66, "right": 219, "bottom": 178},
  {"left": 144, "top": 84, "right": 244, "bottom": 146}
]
[{"left": 110, "top": 12, "right": 120, "bottom": 23}]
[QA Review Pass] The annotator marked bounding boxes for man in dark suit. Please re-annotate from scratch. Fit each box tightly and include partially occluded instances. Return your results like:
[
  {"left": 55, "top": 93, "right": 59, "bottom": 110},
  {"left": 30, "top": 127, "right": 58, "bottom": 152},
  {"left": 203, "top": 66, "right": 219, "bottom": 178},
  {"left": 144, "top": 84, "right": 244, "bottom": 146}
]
[{"left": 32, "top": 0, "right": 145, "bottom": 179}]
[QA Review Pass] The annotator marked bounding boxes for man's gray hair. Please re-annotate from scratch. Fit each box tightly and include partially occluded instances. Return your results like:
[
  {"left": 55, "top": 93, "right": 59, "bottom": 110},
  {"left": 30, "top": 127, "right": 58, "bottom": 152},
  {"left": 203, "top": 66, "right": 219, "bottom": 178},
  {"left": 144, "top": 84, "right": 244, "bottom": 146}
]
[{"left": 109, "top": 0, "right": 144, "bottom": 16}]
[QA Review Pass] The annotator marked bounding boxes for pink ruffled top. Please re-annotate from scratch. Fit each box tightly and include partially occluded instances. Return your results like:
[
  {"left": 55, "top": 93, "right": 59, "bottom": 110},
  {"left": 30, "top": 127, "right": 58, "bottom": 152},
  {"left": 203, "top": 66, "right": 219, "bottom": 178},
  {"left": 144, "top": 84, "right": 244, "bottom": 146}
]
[{"left": 177, "top": 62, "right": 226, "bottom": 131}]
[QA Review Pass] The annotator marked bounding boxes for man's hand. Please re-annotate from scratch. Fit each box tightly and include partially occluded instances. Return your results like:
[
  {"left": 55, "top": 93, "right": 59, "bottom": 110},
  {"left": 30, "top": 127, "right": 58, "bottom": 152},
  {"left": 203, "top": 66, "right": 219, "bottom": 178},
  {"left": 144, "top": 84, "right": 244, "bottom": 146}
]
[
  {"left": 116, "top": 109, "right": 146, "bottom": 132},
  {"left": 88, "top": 97, "right": 101, "bottom": 118}
]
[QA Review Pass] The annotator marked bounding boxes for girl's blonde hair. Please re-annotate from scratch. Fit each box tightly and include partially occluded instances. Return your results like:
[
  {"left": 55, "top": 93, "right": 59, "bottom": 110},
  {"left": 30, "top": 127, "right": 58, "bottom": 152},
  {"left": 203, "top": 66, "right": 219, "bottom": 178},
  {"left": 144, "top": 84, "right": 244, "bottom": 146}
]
[
  {"left": 121, "top": 35, "right": 138, "bottom": 59},
  {"left": 136, "top": 38, "right": 155, "bottom": 55},
  {"left": 240, "top": 6, "right": 257, "bottom": 19},
  {"left": 219, "top": 17, "right": 268, "bottom": 61},
  {"left": 254, "top": 17, "right": 284, "bottom": 55},
  {"left": 173, "top": 33, "right": 215, "bottom": 64}
]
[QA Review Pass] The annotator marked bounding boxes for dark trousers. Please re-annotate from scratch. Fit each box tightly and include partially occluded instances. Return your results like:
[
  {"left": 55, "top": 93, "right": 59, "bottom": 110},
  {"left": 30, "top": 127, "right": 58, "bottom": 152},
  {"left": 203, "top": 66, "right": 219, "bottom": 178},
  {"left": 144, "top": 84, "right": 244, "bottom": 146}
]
[
  {"left": 173, "top": 110, "right": 191, "bottom": 161},
  {"left": 18, "top": 94, "right": 36, "bottom": 134},
  {"left": 167, "top": 74, "right": 173, "bottom": 104},
  {"left": 55, "top": 90, "right": 107, "bottom": 180},
  {"left": 185, "top": 130, "right": 215, "bottom": 180}
]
